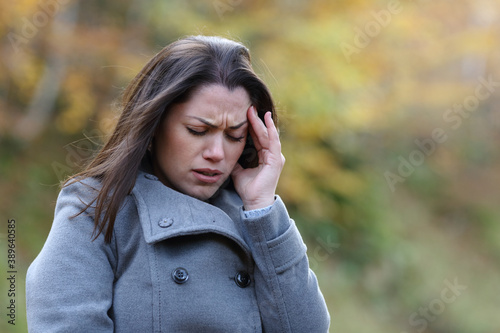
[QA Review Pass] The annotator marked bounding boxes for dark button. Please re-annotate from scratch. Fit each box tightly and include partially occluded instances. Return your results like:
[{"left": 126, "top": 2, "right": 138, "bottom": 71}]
[
  {"left": 235, "top": 271, "right": 251, "bottom": 288},
  {"left": 172, "top": 267, "right": 189, "bottom": 284}
]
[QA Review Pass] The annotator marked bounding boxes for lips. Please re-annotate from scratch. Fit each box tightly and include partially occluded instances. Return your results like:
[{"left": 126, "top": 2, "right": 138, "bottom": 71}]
[{"left": 192, "top": 169, "right": 223, "bottom": 184}]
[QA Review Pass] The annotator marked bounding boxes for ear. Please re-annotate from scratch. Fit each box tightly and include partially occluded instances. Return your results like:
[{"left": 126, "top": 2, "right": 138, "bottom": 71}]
[{"left": 148, "top": 135, "right": 155, "bottom": 152}]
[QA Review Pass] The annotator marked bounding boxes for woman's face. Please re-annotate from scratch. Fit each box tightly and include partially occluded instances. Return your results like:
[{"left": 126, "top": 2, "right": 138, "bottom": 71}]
[{"left": 152, "top": 84, "right": 250, "bottom": 201}]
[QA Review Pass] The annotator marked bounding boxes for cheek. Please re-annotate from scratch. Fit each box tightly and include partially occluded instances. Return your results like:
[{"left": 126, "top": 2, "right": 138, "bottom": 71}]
[
  {"left": 169, "top": 133, "right": 204, "bottom": 166},
  {"left": 226, "top": 144, "right": 246, "bottom": 163},
  {"left": 154, "top": 131, "right": 183, "bottom": 169},
  {"left": 160, "top": 127, "right": 186, "bottom": 153}
]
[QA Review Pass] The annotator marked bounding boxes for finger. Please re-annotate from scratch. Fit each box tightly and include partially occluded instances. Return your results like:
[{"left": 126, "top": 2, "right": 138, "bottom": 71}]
[
  {"left": 248, "top": 120, "right": 262, "bottom": 152},
  {"left": 264, "top": 111, "right": 281, "bottom": 153},
  {"left": 245, "top": 106, "right": 261, "bottom": 151},
  {"left": 248, "top": 106, "right": 269, "bottom": 149}
]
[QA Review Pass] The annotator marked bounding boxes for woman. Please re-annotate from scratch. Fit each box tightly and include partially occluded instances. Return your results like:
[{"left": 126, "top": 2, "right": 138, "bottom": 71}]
[{"left": 26, "top": 35, "right": 330, "bottom": 332}]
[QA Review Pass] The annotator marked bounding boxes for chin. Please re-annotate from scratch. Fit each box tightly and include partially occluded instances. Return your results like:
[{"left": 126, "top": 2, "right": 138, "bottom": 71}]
[
  {"left": 175, "top": 177, "right": 229, "bottom": 201},
  {"left": 186, "top": 187, "right": 219, "bottom": 202}
]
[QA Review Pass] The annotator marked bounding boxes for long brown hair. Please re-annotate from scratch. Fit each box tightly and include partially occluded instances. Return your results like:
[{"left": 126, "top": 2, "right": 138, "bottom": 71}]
[{"left": 69, "top": 35, "right": 277, "bottom": 243}]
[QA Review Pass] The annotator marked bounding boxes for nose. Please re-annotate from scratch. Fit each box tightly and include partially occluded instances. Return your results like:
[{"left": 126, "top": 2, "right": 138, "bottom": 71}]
[{"left": 202, "top": 134, "right": 224, "bottom": 162}]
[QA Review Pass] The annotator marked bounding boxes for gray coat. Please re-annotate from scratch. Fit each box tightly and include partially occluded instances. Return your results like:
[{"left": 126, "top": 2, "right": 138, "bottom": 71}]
[{"left": 26, "top": 170, "right": 330, "bottom": 332}]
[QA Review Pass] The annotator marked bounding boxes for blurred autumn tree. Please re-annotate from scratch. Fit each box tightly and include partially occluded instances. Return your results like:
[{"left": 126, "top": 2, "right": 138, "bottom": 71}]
[{"left": 1, "top": 0, "right": 499, "bottom": 332}]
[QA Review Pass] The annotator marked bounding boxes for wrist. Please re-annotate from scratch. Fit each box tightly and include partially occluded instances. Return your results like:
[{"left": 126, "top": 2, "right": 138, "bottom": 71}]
[{"left": 243, "top": 197, "right": 275, "bottom": 211}]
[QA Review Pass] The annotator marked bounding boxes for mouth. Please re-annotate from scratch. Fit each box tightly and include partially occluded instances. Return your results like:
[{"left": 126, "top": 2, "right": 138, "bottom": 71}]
[
  {"left": 197, "top": 171, "right": 220, "bottom": 176},
  {"left": 192, "top": 169, "right": 223, "bottom": 184}
]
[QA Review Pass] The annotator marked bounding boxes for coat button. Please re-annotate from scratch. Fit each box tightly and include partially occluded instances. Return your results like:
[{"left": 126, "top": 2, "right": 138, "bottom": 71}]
[
  {"left": 158, "top": 217, "right": 173, "bottom": 228},
  {"left": 234, "top": 271, "right": 251, "bottom": 288},
  {"left": 172, "top": 267, "right": 189, "bottom": 284}
]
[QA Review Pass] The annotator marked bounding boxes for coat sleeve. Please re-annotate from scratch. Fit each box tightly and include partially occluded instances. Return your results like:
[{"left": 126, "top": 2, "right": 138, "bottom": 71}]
[
  {"left": 26, "top": 182, "right": 116, "bottom": 333},
  {"left": 241, "top": 196, "right": 331, "bottom": 332}
]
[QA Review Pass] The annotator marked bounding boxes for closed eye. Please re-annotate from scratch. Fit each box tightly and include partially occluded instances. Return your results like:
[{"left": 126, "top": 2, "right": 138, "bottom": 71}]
[
  {"left": 187, "top": 127, "right": 207, "bottom": 136},
  {"left": 188, "top": 127, "right": 244, "bottom": 142},
  {"left": 226, "top": 134, "right": 245, "bottom": 143}
]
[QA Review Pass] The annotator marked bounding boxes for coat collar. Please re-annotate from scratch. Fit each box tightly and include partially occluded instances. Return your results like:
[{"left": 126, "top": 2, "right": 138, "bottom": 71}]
[{"left": 131, "top": 170, "right": 251, "bottom": 256}]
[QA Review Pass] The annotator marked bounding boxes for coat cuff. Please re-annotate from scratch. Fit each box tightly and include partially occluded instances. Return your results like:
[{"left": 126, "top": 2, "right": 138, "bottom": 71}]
[
  {"left": 242, "top": 204, "right": 273, "bottom": 219},
  {"left": 240, "top": 196, "right": 307, "bottom": 274}
]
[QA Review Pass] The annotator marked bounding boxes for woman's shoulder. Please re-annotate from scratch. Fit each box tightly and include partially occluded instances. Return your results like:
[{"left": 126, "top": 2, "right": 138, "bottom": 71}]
[
  {"left": 57, "top": 176, "right": 103, "bottom": 207},
  {"left": 62, "top": 176, "right": 101, "bottom": 193}
]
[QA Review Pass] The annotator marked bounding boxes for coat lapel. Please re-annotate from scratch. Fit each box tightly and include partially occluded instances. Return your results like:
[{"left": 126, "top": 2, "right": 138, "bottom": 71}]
[{"left": 131, "top": 171, "right": 251, "bottom": 256}]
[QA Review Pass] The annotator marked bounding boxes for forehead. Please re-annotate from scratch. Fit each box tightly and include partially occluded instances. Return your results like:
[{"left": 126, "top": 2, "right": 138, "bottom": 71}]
[{"left": 180, "top": 85, "right": 251, "bottom": 123}]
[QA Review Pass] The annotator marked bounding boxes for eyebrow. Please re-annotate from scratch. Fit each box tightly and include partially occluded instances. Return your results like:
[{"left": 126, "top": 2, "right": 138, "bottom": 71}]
[{"left": 188, "top": 116, "right": 248, "bottom": 130}]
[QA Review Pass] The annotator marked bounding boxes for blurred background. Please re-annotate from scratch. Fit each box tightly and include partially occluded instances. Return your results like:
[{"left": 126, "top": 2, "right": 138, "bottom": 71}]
[{"left": 1, "top": 0, "right": 499, "bottom": 332}]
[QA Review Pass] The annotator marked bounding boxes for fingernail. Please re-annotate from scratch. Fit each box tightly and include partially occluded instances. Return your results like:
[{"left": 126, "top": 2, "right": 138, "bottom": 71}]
[{"left": 253, "top": 106, "right": 258, "bottom": 117}]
